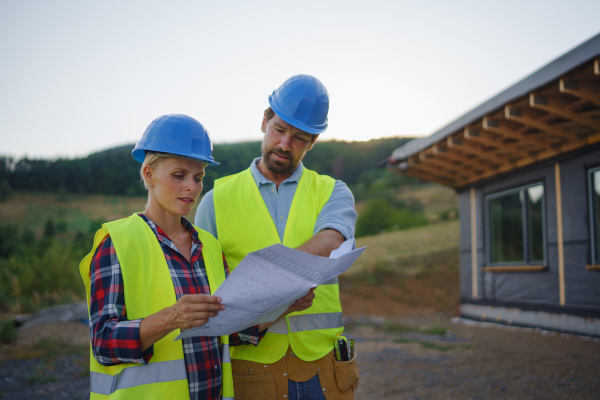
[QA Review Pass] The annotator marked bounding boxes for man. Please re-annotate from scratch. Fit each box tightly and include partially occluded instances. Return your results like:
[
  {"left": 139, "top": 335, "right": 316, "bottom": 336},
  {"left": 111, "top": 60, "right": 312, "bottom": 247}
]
[{"left": 195, "top": 74, "right": 359, "bottom": 400}]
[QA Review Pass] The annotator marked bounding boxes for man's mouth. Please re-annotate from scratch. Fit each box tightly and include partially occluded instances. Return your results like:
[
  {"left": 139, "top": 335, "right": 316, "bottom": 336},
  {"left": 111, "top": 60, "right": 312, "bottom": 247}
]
[{"left": 271, "top": 151, "right": 290, "bottom": 161}]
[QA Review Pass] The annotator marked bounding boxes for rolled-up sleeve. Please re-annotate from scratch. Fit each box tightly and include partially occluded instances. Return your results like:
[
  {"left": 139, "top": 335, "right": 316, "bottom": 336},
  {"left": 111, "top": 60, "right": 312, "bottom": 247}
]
[
  {"left": 314, "top": 180, "right": 357, "bottom": 240},
  {"left": 89, "top": 236, "right": 153, "bottom": 366}
]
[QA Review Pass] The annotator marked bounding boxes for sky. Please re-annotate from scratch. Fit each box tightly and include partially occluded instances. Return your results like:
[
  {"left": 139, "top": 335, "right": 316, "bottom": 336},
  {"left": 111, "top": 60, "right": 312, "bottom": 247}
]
[{"left": 1, "top": 0, "right": 600, "bottom": 160}]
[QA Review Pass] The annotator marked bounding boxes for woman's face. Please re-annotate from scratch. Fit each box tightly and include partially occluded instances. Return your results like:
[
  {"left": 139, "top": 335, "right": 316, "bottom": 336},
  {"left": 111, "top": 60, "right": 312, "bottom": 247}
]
[{"left": 146, "top": 157, "right": 206, "bottom": 216}]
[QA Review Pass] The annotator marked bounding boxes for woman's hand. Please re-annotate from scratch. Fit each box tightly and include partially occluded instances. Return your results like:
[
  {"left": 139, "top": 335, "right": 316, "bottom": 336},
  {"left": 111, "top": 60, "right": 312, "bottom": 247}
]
[
  {"left": 167, "top": 294, "right": 225, "bottom": 330},
  {"left": 140, "top": 294, "right": 224, "bottom": 350}
]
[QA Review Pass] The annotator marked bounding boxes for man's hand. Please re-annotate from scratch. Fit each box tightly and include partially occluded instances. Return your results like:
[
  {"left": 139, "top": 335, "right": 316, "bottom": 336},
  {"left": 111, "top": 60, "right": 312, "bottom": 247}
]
[
  {"left": 167, "top": 294, "right": 225, "bottom": 330},
  {"left": 285, "top": 287, "right": 316, "bottom": 314}
]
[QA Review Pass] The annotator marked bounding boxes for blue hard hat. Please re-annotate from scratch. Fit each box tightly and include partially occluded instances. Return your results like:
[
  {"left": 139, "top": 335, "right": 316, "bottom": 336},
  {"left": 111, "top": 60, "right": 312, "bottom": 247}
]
[
  {"left": 131, "top": 114, "right": 219, "bottom": 165},
  {"left": 268, "top": 75, "right": 329, "bottom": 135}
]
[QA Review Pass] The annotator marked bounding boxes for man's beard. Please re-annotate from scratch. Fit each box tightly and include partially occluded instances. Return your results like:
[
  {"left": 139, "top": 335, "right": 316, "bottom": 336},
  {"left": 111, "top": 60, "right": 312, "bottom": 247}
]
[{"left": 262, "top": 147, "right": 298, "bottom": 174}]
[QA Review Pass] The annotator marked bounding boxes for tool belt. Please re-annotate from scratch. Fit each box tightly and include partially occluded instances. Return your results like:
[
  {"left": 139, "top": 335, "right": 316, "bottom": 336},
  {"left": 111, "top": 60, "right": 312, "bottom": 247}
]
[{"left": 231, "top": 346, "right": 359, "bottom": 400}]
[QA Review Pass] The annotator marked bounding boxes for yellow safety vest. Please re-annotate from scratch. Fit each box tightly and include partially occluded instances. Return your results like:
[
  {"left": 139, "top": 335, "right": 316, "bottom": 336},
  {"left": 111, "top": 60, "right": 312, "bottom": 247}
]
[
  {"left": 79, "top": 214, "right": 234, "bottom": 400},
  {"left": 214, "top": 167, "right": 342, "bottom": 364}
]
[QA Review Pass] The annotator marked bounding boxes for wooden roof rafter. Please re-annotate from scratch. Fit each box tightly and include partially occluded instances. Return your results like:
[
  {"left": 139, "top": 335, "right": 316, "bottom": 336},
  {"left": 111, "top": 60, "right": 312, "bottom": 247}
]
[
  {"left": 463, "top": 128, "right": 532, "bottom": 159},
  {"left": 418, "top": 151, "right": 477, "bottom": 181},
  {"left": 389, "top": 37, "right": 600, "bottom": 189}
]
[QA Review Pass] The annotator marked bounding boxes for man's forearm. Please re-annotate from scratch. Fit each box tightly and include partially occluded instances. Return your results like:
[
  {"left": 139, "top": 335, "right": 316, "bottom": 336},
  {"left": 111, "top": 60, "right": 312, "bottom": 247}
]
[{"left": 295, "top": 228, "right": 346, "bottom": 257}]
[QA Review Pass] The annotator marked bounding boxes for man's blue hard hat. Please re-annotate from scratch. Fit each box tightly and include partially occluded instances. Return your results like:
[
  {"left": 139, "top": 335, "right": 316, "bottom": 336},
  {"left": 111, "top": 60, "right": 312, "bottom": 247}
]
[
  {"left": 268, "top": 75, "right": 329, "bottom": 135},
  {"left": 131, "top": 114, "right": 219, "bottom": 165}
]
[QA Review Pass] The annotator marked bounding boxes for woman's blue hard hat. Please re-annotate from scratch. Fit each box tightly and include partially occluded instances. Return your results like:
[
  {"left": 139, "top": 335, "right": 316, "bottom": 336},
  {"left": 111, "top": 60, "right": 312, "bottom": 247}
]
[
  {"left": 131, "top": 114, "right": 219, "bottom": 165},
  {"left": 268, "top": 75, "right": 329, "bottom": 135}
]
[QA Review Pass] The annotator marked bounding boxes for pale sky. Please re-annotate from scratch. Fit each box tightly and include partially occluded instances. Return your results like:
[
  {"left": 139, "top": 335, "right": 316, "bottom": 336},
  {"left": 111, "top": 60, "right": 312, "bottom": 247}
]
[{"left": 1, "top": 0, "right": 600, "bottom": 159}]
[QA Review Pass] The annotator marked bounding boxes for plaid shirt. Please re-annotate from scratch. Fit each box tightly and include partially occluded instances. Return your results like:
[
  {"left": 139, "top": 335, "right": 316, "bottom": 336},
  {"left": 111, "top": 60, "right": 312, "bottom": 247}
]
[{"left": 89, "top": 214, "right": 264, "bottom": 400}]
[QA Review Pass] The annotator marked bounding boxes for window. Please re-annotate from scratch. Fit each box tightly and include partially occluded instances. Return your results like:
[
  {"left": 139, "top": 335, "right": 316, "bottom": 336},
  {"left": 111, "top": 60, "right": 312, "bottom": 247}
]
[
  {"left": 485, "top": 183, "right": 546, "bottom": 265},
  {"left": 589, "top": 167, "right": 600, "bottom": 265}
]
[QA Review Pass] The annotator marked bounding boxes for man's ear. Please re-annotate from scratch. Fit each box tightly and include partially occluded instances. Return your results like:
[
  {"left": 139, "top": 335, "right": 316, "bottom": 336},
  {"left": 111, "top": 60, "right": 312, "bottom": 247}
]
[
  {"left": 261, "top": 112, "right": 268, "bottom": 133},
  {"left": 306, "top": 134, "right": 319, "bottom": 151}
]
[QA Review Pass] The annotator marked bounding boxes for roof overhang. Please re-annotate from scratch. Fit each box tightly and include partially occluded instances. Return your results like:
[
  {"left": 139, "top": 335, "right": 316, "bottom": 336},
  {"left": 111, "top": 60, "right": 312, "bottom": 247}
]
[{"left": 387, "top": 33, "right": 600, "bottom": 189}]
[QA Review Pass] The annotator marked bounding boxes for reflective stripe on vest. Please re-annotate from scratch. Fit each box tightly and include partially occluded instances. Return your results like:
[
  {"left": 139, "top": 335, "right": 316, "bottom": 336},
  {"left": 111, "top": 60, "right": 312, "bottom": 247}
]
[
  {"left": 91, "top": 360, "right": 187, "bottom": 395},
  {"left": 214, "top": 167, "right": 342, "bottom": 363},
  {"left": 79, "top": 214, "right": 233, "bottom": 399}
]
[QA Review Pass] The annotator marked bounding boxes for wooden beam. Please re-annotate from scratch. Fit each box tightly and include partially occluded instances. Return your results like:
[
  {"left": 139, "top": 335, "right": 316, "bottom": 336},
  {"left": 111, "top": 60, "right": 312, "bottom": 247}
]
[
  {"left": 400, "top": 165, "right": 456, "bottom": 186},
  {"left": 555, "top": 163, "right": 566, "bottom": 306},
  {"left": 432, "top": 144, "right": 483, "bottom": 172},
  {"left": 418, "top": 152, "right": 473, "bottom": 180},
  {"left": 447, "top": 136, "right": 507, "bottom": 165},
  {"left": 409, "top": 157, "right": 463, "bottom": 181},
  {"left": 586, "top": 265, "right": 600, "bottom": 271},
  {"left": 529, "top": 93, "right": 600, "bottom": 131},
  {"left": 505, "top": 106, "right": 585, "bottom": 143},
  {"left": 595, "top": 58, "right": 599, "bottom": 75},
  {"left": 470, "top": 187, "right": 478, "bottom": 298},
  {"left": 482, "top": 266, "right": 547, "bottom": 272},
  {"left": 464, "top": 128, "right": 531, "bottom": 159},
  {"left": 482, "top": 117, "right": 555, "bottom": 151},
  {"left": 560, "top": 79, "right": 600, "bottom": 105}
]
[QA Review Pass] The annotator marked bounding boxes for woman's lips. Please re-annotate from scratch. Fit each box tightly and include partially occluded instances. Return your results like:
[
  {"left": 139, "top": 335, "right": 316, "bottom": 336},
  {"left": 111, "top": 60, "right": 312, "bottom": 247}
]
[{"left": 179, "top": 198, "right": 193, "bottom": 204}]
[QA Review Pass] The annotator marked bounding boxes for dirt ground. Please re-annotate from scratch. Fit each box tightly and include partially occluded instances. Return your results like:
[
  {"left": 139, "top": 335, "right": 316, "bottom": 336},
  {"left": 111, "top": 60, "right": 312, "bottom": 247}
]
[
  {"left": 1, "top": 273, "right": 599, "bottom": 399},
  {"left": 2, "top": 316, "right": 599, "bottom": 399}
]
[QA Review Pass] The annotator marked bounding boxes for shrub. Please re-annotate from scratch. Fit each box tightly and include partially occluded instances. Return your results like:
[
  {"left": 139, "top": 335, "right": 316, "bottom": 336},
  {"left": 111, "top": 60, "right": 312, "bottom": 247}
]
[
  {"left": 0, "top": 318, "right": 18, "bottom": 344},
  {"left": 0, "top": 180, "right": 13, "bottom": 202},
  {"left": 356, "top": 197, "right": 428, "bottom": 237}
]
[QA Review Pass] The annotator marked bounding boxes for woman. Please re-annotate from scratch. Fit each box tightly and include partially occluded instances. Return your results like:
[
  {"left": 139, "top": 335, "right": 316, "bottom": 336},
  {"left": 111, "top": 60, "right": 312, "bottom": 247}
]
[{"left": 79, "top": 114, "right": 315, "bottom": 400}]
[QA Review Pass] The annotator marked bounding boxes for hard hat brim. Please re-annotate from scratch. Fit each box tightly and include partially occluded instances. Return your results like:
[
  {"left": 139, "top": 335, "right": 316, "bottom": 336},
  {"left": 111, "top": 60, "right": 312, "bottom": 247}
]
[{"left": 132, "top": 146, "right": 219, "bottom": 165}]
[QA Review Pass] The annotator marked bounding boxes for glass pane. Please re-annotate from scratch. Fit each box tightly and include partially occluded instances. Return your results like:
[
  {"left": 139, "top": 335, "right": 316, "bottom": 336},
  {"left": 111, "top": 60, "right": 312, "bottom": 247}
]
[
  {"left": 490, "top": 191, "right": 524, "bottom": 263},
  {"left": 527, "top": 185, "right": 544, "bottom": 262},
  {"left": 593, "top": 170, "right": 600, "bottom": 264}
]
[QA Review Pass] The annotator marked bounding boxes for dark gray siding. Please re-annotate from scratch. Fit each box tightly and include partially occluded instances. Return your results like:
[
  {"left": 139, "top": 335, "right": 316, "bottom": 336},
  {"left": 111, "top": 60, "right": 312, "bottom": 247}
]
[{"left": 459, "top": 146, "right": 600, "bottom": 312}]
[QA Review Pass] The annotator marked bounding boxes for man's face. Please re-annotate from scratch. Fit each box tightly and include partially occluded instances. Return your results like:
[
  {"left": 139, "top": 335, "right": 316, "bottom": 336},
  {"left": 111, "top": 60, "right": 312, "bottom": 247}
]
[{"left": 261, "top": 113, "right": 317, "bottom": 175}]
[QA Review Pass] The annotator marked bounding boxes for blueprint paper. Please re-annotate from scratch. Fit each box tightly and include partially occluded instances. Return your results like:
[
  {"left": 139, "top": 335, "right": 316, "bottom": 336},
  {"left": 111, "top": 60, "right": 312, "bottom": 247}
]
[{"left": 175, "top": 240, "right": 365, "bottom": 339}]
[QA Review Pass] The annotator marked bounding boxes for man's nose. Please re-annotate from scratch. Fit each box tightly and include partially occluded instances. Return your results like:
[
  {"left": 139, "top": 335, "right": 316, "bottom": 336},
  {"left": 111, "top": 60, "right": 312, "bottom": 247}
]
[{"left": 279, "top": 133, "right": 292, "bottom": 150}]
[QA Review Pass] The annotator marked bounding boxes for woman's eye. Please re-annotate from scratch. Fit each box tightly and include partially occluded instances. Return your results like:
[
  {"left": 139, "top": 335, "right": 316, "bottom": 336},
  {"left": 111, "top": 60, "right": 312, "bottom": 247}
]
[
  {"left": 174, "top": 174, "right": 184, "bottom": 179},
  {"left": 195, "top": 177, "right": 203, "bottom": 183}
]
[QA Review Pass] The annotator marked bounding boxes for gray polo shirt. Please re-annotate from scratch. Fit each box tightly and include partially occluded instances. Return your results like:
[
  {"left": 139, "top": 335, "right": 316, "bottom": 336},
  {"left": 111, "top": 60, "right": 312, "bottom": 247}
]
[{"left": 194, "top": 157, "right": 357, "bottom": 242}]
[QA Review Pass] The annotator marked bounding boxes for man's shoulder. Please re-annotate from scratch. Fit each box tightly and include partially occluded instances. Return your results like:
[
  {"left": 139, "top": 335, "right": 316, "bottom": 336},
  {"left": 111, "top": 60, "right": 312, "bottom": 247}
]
[{"left": 214, "top": 169, "right": 251, "bottom": 189}]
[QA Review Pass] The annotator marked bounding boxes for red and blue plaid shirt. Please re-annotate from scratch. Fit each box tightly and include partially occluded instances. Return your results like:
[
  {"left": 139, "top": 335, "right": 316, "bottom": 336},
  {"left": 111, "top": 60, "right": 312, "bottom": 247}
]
[{"left": 89, "top": 214, "right": 264, "bottom": 400}]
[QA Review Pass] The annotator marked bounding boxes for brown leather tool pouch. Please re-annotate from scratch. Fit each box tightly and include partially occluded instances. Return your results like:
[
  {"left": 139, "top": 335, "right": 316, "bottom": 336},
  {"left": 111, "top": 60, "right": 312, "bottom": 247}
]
[
  {"left": 232, "top": 359, "right": 278, "bottom": 400},
  {"left": 316, "top": 351, "right": 359, "bottom": 400},
  {"left": 333, "top": 353, "right": 359, "bottom": 392}
]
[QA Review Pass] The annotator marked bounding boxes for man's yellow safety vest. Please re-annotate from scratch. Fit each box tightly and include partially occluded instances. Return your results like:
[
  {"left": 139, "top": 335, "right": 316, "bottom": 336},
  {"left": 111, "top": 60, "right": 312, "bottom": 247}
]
[
  {"left": 79, "top": 214, "right": 234, "bottom": 400},
  {"left": 214, "top": 167, "right": 343, "bottom": 364}
]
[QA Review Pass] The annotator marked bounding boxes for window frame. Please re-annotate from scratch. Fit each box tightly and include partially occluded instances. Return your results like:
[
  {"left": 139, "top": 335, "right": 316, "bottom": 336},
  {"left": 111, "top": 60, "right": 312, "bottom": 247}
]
[
  {"left": 588, "top": 166, "right": 600, "bottom": 266},
  {"left": 484, "top": 182, "right": 547, "bottom": 267}
]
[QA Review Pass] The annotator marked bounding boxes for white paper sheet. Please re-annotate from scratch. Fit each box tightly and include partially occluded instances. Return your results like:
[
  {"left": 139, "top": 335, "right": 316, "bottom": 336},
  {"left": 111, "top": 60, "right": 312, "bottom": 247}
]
[{"left": 175, "top": 239, "right": 364, "bottom": 339}]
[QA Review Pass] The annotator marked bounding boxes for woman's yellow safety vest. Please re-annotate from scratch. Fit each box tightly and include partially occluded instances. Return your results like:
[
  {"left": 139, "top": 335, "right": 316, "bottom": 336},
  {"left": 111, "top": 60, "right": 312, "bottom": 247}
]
[
  {"left": 213, "top": 167, "right": 343, "bottom": 364},
  {"left": 79, "top": 214, "right": 234, "bottom": 400}
]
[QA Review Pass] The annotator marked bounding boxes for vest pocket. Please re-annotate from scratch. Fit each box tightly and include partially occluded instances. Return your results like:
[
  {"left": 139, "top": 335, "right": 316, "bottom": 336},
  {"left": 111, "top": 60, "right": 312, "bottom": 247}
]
[
  {"left": 333, "top": 353, "right": 359, "bottom": 392},
  {"left": 232, "top": 371, "right": 277, "bottom": 400}
]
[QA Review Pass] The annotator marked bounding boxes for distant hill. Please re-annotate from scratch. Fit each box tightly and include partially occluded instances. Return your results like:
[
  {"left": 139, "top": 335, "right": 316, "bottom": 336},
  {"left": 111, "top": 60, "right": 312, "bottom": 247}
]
[{"left": 0, "top": 137, "right": 416, "bottom": 198}]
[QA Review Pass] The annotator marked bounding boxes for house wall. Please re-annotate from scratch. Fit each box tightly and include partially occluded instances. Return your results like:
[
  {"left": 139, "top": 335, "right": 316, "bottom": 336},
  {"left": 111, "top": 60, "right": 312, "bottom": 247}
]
[{"left": 459, "top": 145, "right": 600, "bottom": 314}]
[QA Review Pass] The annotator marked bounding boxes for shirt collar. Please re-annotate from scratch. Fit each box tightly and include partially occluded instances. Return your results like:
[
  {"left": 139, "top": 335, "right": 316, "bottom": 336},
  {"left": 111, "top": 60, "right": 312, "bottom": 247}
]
[
  {"left": 138, "top": 213, "right": 201, "bottom": 245},
  {"left": 249, "top": 157, "right": 304, "bottom": 187}
]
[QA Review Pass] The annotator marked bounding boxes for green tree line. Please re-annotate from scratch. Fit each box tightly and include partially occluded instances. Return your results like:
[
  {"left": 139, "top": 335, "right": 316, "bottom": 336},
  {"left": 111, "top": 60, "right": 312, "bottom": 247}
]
[{"left": 0, "top": 137, "right": 417, "bottom": 200}]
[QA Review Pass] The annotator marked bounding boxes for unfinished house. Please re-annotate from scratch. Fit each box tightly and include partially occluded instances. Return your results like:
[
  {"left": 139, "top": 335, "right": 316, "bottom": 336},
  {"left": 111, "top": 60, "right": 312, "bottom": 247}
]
[{"left": 387, "top": 33, "right": 600, "bottom": 338}]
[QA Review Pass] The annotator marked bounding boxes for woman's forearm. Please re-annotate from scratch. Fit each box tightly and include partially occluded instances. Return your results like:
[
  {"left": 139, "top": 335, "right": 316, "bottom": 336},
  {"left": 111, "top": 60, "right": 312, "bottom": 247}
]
[{"left": 139, "top": 306, "right": 177, "bottom": 351}]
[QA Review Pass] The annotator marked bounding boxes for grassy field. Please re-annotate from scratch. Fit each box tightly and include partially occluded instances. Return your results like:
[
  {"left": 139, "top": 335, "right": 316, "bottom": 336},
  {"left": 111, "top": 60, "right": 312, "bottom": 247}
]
[{"left": 0, "top": 188, "right": 460, "bottom": 317}]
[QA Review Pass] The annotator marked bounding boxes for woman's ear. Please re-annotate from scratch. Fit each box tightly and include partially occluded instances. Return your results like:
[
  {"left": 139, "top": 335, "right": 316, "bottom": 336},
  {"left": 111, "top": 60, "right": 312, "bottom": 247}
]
[{"left": 143, "top": 165, "right": 153, "bottom": 186}]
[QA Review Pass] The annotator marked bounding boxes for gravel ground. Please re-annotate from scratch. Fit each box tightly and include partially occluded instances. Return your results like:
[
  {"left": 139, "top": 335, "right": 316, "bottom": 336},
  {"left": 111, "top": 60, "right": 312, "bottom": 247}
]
[
  {"left": 1, "top": 318, "right": 599, "bottom": 399},
  {"left": 351, "top": 317, "right": 600, "bottom": 400}
]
